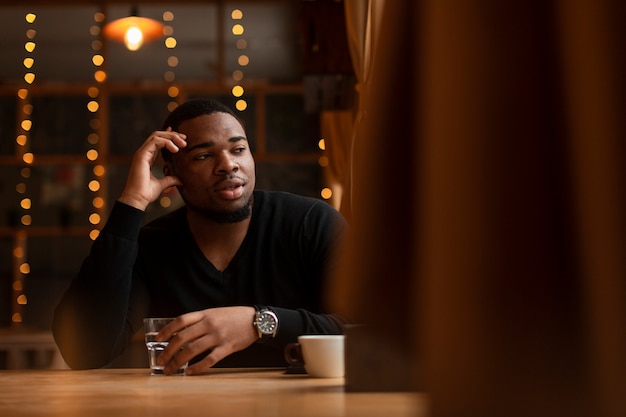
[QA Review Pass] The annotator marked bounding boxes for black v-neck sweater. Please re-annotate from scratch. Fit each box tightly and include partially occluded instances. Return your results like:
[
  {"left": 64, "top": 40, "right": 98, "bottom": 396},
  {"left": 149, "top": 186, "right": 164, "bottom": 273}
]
[{"left": 53, "top": 190, "right": 347, "bottom": 369}]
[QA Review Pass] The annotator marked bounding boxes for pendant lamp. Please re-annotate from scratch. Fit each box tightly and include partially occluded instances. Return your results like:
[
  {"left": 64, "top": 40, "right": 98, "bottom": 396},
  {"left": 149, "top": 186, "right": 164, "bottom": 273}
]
[{"left": 103, "top": 6, "right": 163, "bottom": 51}]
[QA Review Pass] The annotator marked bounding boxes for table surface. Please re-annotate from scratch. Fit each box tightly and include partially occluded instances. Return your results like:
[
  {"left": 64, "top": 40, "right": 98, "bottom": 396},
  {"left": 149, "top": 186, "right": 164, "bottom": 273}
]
[{"left": 0, "top": 368, "right": 428, "bottom": 417}]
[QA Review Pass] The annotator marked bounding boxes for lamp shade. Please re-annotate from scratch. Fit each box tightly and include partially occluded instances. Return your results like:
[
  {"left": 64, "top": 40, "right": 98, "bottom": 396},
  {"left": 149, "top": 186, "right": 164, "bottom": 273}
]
[{"left": 103, "top": 16, "right": 164, "bottom": 51}]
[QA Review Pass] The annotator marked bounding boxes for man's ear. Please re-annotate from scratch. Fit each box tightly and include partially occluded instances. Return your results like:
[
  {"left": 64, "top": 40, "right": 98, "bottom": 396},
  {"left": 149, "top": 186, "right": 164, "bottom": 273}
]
[{"left": 163, "top": 161, "right": 173, "bottom": 177}]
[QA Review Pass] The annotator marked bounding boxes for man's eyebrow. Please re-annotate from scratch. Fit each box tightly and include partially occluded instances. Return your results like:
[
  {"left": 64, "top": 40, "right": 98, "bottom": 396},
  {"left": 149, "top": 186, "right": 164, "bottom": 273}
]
[
  {"left": 185, "top": 141, "right": 214, "bottom": 153},
  {"left": 229, "top": 135, "right": 248, "bottom": 143},
  {"left": 184, "top": 136, "right": 247, "bottom": 153}
]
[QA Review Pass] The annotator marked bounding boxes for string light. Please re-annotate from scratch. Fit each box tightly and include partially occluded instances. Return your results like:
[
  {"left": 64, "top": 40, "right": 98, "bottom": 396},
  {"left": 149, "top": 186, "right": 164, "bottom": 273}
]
[
  {"left": 318, "top": 138, "right": 329, "bottom": 167},
  {"left": 88, "top": 11, "right": 106, "bottom": 241},
  {"left": 12, "top": 13, "right": 38, "bottom": 325},
  {"left": 231, "top": 9, "right": 247, "bottom": 112},
  {"left": 163, "top": 11, "right": 179, "bottom": 114},
  {"left": 12, "top": 231, "right": 28, "bottom": 324},
  {"left": 160, "top": 10, "right": 180, "bottom": 208},
  {"left": 318, "top": 138, "right": 333, "bottom": 200},
  {"left": 320, "top": 188, "right": 333, "bottom": 200}
]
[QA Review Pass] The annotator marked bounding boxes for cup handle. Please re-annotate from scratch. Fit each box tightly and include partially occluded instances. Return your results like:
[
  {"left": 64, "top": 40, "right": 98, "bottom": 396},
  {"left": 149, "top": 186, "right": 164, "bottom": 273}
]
[{"left": 284, "top": 342, "right": 304, "bottom": 366}]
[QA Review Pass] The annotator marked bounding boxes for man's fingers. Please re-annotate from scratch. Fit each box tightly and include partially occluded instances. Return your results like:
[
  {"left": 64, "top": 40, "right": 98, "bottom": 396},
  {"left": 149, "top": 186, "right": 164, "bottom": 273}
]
[
  {"left": 159, "top": 176, "right": 183, "bottom": 191},
  {"left": 156, "top": 312, "right": 205, "bottom": 367},
  {"left": 162, "top": 334, "right": 221, "bottom": 375},
  {"left": 154, "top": 131, "right": 187, "bottom": 149},
  {"left": 184, "top": 345, "right": 229, "bottom": 376}
]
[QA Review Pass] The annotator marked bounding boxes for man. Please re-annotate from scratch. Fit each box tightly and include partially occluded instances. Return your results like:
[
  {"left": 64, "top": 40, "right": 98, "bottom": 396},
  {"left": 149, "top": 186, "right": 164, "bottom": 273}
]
[{"left": 53, "top": 98, "right": 346, "bottom": 375}]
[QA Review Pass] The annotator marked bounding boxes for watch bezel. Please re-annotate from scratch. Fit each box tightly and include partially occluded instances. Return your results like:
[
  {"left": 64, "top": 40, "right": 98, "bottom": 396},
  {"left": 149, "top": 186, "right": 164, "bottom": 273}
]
[{"left": 254, "top": 306, "right": 278, "bottom": 341}]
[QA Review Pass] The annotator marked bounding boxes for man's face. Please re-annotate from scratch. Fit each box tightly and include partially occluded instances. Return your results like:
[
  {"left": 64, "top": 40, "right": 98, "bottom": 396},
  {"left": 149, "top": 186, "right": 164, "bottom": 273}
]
[{"left": 167, "top": 112, "right": 256, "bottom": 221}]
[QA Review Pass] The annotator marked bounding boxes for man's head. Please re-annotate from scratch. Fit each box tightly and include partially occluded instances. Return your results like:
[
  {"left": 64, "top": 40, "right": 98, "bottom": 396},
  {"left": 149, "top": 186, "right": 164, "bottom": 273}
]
[
  {"left": 162, "top": 98, "right": 255, "bottom": 224},
  {"left": 161, "top": 98, "right": 243, "bottom": 163}
]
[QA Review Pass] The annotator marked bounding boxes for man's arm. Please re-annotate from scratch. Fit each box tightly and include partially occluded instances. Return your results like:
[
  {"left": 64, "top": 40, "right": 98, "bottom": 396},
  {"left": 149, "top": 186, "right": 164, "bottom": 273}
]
[
  {"left": 52, "top": 202, "right": 148, "bottom": 369},
  {"left": 272, "top": 198, "right": 349, "bottom": 341},
  {"left": 53, "top": 129, "right": 187, "bottom": 369},
  {"left": 154, "top": 306, "right": 346, "bottom": 375}
]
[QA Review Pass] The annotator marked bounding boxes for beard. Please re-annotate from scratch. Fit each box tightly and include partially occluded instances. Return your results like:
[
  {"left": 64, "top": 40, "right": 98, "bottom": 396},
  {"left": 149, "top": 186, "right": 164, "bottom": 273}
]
[{"left": 188, "top": 194, "right": 253, "bottom": 224}]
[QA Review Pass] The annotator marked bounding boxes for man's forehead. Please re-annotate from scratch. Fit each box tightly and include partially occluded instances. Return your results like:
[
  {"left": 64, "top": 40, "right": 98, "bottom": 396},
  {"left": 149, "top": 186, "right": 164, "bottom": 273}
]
[{"left": 178, "top": 113, "right": 244, "bottom": 134}]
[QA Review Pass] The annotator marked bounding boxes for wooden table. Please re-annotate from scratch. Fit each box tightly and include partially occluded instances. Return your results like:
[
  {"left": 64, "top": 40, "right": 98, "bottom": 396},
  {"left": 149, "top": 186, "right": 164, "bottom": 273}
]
[{"left": 0, "top": 368, "right": 428, "bottom": 417}]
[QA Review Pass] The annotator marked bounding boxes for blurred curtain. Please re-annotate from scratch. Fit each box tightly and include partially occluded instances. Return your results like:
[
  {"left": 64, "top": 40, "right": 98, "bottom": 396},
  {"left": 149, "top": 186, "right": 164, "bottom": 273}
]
[
  {"left": 320, "top": 0, "right": 384, "bottom": 216},
  {"left": 330, "top": 0, "right": 625, "bottom": 416},
  {"left": 320, "top": 110, "right": 352, "bottom": 210}
]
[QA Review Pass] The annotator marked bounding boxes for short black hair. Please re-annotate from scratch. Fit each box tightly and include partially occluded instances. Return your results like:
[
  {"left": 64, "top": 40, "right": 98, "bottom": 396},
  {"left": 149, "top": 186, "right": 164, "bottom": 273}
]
[
  {"left": 160, "top": 98, "right": 243, "bottom": 162},
  {"left": 161, "top": 98, "right": 241, "bottom": 131}
]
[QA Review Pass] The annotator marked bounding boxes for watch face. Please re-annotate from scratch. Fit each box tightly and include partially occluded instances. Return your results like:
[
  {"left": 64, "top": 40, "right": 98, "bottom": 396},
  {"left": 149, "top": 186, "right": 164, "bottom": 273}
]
[{"left": 257, "top": 312, "right": 277, "bottom": 334}]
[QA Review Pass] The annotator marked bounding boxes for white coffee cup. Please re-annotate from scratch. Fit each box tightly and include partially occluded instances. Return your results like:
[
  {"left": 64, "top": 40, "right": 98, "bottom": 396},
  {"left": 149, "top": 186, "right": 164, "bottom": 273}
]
[{"left": 284, "top": 335, "right": 345, "bottom": 378}]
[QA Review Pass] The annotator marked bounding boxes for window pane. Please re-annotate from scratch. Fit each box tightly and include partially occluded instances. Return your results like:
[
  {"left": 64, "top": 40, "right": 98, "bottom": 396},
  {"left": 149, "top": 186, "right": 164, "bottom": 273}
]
[
  {"left": 109, "top": 94, "right": 171, "bottom": 155},
  {"left": 30, "top": 95, "right": 92, "bottom": 155},
  {"left": 22, "top": 235, "right": 91, "bottom": 329},
  {"left": 256, "top": 161, "right": 321, "bottom": 199},
  {"left": 0, "top": 96, "right": 16, "bottom": 156},
  {"left": 266, "top": 94, "right": 319, "bottom": 153}
]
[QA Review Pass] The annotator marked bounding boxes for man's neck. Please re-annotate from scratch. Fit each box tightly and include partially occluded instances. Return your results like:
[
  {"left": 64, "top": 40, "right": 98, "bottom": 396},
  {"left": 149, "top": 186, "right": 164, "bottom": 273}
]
[{"left": 186, "top": 210, "right": 251, "bottom": 271}]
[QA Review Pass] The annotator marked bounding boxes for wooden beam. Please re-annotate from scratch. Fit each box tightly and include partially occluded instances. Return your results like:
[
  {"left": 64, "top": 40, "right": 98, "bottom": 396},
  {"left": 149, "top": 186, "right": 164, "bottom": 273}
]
[{"left": 4, "top": 0, "right": 292, "bottom": 6}]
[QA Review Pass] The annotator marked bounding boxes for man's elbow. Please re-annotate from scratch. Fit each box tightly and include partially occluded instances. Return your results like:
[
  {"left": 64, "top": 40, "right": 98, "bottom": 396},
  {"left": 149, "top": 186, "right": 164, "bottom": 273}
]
[{"left": 52, "top": 315, "right": 111, "bottom": 370}]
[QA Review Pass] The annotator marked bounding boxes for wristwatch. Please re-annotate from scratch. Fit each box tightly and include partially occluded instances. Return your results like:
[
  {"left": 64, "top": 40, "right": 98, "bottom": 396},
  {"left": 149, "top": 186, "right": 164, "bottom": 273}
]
[{"left": 253, "top": 305, "right": 278, "bottom": 343}]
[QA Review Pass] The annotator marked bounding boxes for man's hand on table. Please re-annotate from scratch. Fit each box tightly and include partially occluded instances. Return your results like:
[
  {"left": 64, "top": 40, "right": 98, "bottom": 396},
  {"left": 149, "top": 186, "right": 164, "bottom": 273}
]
[{"left": 156, "top": 306, "right": 259, "bottom": 375}]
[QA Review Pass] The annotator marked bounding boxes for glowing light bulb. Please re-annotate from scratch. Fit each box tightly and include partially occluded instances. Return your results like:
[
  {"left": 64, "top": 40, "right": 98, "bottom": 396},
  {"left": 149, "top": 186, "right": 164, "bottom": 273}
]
[{"left": 124, "top": 26, "right": 144, "bottom": 51}]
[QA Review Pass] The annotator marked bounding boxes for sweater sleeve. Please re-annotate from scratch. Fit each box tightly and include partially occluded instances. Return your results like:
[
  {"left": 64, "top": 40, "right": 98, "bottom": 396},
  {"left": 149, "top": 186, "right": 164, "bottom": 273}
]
[
  {"left": 269, "top": 307, "right": 346, "bottom": 346},
  {"left": 266, "top": 199, "right": 349, "bottom": 346},
  {"left": 52, "top": 201, "right": 149, "bottom": 369}
]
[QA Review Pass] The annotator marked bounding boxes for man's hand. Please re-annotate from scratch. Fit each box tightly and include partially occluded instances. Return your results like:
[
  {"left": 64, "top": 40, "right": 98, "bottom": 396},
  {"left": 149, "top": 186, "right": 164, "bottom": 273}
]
[
  {"left": 118, "top": 128, "right": 187, "bottom": 211},
  {"left": 155, "top": 306, "right": 259, "bottom": 375}
]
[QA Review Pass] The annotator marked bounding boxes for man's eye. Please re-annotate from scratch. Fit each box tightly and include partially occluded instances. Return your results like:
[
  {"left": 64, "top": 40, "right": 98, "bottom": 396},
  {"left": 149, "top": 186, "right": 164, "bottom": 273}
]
[
  {"left": 196, "top": 153, "right": 212, "bottom": 160},
  {"left": 234, "top": 147, "right": 246, "bottom": 154}
]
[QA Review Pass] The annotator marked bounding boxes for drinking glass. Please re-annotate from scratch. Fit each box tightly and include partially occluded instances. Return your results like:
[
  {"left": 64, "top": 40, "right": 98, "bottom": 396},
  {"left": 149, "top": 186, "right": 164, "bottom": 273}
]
[{"left": 143, "top": 317, "right": 188, "bottom": 375}]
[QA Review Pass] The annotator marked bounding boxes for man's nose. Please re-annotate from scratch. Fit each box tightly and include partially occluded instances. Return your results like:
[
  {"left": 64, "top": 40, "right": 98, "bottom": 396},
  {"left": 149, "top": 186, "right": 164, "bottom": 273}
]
[{"left": 214, "top": 152, "right": 238, "bottom": 173}]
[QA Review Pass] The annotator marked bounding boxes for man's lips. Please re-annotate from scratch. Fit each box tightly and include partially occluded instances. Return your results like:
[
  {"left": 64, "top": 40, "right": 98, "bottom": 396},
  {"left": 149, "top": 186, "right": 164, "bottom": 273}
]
[
  {"left": 214, "top": 178, "right": 245, "bottom": 199},
  {"left": 215, "top": 178, "right": 244, "bottom": 191}
]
